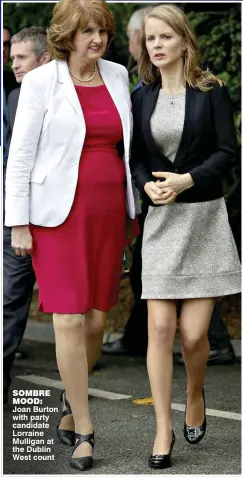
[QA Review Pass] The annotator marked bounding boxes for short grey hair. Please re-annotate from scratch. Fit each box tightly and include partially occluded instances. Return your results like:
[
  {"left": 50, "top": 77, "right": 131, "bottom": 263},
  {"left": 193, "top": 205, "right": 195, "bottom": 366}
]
[
  {"left": 11, "top": 26, "right": 48, "bottom": 58},
  {"left": 127, "top": 8, "right": 147, "bottom": 37}
]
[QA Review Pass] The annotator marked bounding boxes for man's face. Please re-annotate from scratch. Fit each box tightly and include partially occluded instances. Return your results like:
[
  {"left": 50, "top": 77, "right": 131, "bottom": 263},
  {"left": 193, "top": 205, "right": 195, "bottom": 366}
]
[
  {"left": 10, "top": 40, "right": 41, "bottom": 83},
  {"left": 3, "top": 28, "right": 11, "bottom": 65}
]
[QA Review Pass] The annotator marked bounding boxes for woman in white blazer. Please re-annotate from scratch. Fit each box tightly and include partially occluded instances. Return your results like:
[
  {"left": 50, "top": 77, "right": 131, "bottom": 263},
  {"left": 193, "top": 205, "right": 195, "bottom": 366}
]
[{"left": 5, "top": 0, "right": 140, "bottom": 470}]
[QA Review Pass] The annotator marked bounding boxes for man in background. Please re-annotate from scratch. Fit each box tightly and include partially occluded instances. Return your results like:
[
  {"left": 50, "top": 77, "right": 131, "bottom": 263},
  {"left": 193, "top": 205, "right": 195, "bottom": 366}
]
[
  {"left": 3, "top": 27, "right": 51, "bottom": 404},
  {"left": 126, "top": 8, "right": 145, "bottom": 73},
  {"left": 102, "top": 8, "right": 236, "bottom": 366}
]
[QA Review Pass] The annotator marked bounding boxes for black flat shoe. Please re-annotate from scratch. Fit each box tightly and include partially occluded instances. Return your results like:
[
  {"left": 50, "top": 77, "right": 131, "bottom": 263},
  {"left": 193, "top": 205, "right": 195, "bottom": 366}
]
[
  {"left": 70, "top": 432, "right": 95, "bottom": 471},
  {"left": 148, "top": 430, "right": 175, "bottom": 469},
  {"left": 184, "top": 387, "right": 206, "bottom": 444},
  {"left": 56, "top": 390, "right": 75, "bottom": 446}
]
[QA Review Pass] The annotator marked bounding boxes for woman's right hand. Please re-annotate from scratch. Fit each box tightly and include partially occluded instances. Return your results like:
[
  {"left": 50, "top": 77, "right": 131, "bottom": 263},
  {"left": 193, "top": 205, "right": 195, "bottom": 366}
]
[
  {"left": 144, "top": 181, "right": 177, "bottom": 205},
  {"left": 11, "top": 226, "right": 33, "bottom": 257}
]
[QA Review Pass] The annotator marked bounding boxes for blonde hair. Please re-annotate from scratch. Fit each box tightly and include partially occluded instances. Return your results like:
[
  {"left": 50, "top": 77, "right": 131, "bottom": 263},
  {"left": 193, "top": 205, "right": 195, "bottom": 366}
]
[
  {"left": 139, "top": 4, "right": 223, "bottom": 91},
  {"left": 47, "top": 0, "right": 115, "bottom": 61}
]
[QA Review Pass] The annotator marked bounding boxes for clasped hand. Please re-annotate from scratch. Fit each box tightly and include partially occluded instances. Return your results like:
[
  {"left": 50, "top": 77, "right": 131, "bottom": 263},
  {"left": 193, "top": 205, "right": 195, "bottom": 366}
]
[{"left": 144, "top": 171, "right": 194, "bottom": 205}]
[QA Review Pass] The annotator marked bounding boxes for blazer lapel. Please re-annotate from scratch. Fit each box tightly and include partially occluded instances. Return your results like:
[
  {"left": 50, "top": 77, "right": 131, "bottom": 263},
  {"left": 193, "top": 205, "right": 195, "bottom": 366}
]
[
  {"left": 141, "top": 80, "right": 161, "bottom": 156},
  {"left": 98, "top": 59, "right": 130, "bottom": 159},
  {"left": 56, "top": 59, "right": 130, "bottom": 160},
  {"left": 141, "top": 80, "right": 177, "bottom": 169},
  {"left": 174, "top": 84, "right": 195, "bottom": 167},
  {"left": 142, "top": 81, "right": 196, "bottom": 169},
  {"left": 56, "top": 60, "right": 84, "bottom": 123}
]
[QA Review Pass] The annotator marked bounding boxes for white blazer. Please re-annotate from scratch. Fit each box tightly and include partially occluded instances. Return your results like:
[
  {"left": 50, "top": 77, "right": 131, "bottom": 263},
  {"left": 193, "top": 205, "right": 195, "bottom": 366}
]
[{"left": 5, "top": 59, "right": 141, "bottom": 227}]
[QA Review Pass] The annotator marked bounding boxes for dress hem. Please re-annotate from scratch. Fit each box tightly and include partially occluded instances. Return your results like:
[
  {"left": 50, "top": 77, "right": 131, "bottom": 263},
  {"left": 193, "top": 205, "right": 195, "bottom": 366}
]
[
  {"left": 141, "top": 271, "right": 241, "bottom": 299},
  {"left": 38, "top": 301, "right": 117, "bottom": 315}
]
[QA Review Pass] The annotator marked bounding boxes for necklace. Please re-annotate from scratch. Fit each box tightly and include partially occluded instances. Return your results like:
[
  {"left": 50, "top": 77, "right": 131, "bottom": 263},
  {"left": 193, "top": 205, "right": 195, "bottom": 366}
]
[
  {"left": 161, "top": 85, "right": 186, "bottom": 105},
  {"left": 68, "top": 63, "right": 97, "bottom": 83},
  {"left": 161, "top": 89, "right": 185, "bottom": 106}
]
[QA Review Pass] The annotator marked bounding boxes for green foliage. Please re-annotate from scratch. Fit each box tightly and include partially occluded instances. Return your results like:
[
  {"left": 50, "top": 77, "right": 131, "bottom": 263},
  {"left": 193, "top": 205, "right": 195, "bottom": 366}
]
[
  {"left": 3, "top": 3, "right": 54, "bottom": 33},
  {"left": 129, "top": 73, "right": 139, "bottom": 92},
  {"left": 187, "top": 5, "right": 241, "bottom": 239},
  {"left": 188, "top": 5, "right": 241, "bottom": 141}
]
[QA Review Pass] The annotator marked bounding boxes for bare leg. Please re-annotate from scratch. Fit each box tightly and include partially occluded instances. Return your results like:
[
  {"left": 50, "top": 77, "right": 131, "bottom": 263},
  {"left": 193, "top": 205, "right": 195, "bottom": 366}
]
[
  {"left": 53, "top": 313, "right": 93, "bottom": 458},
  {"left": 180, "top": 298, "right": 215, "bottom": 426},
  {"left": 147, "top": 300, "right": 177, "bottom": 454},
  {"left": 85, "top": 309, "right": 107, "bottom": 374},
  {"left": 56, "top": 310, "right": 107, "bottom": 438}
]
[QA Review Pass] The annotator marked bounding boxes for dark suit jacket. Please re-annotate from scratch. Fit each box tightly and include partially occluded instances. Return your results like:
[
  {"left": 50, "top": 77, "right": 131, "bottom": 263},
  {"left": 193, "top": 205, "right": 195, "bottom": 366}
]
[
  {"left": 3, "top": 87, "right": 20, "bottom": 221},
  {"left": 3, "top": 70, "right": 18, "bottom": 99},
  {"left": 130, "top": 80, "right": 239, "bottom": 205},
  {"left": 7, "top": 87, "right": 20, "bottom": 146}
]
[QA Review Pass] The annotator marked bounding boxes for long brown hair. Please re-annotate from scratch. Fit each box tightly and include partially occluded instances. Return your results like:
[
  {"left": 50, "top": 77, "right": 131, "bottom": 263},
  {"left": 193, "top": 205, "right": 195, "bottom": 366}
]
[{"left": 139, "top": 4, "right": 223, "bottom": 91}]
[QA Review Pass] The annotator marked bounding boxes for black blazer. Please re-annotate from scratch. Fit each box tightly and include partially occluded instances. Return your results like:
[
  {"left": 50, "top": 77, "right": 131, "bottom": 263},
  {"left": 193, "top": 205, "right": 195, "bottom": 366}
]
[{"left": 130, "top": 80, "right": 239, "bottom": 205}]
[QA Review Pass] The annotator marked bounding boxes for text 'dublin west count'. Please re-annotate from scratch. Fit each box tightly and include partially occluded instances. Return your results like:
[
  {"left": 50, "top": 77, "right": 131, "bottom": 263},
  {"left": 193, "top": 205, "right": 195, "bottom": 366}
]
[{"left": 12, "top": 389, "right": 58, "bottom": 461}]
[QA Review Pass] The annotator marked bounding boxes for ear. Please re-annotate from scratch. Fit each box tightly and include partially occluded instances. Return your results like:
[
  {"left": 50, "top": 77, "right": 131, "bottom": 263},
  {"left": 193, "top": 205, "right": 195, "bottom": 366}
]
[
  {"left": 40, "top": 51, "right": 52, "bottom": 65},
  {"left": 134, "top": 29, "right": 141, "bottom": 45}
]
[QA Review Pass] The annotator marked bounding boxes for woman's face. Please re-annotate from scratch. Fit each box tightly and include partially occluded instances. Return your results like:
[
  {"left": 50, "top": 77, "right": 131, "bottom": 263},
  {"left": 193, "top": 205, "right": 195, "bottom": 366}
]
[
  {"left": 145, "top": 17, "right": 185, "bottom": 70},
  {"left": 73, "top": 21, "right": 108, "bottom": 62}
]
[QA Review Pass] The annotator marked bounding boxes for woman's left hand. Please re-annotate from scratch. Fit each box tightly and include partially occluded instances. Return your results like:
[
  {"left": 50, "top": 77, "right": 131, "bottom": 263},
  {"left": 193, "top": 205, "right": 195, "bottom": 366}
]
[{"left": 152, "top": 172, "right": 194, "bottom": 195}]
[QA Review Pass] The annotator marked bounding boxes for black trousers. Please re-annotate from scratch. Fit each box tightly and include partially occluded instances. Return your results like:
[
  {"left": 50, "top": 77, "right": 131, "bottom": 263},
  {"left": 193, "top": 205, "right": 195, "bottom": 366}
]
[
  {"left": 123, "top": 214, "right": 231, "bottom": 354},
  {"left": 3, "top": 225, "right": 36, "bottom": 392}
]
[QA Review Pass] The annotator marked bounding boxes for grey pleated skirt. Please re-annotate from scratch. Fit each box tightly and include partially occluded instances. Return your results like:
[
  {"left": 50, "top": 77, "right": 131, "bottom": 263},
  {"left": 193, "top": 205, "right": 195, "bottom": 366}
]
[{"left": 141, "top": 197, "right": 241, "bottom": 299}]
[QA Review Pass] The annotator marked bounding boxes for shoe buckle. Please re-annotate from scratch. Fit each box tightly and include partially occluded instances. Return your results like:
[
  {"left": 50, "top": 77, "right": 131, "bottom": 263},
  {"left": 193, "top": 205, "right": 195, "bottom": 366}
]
[{"left": 188, "top": 426, "right": 201, "bottom": 438}]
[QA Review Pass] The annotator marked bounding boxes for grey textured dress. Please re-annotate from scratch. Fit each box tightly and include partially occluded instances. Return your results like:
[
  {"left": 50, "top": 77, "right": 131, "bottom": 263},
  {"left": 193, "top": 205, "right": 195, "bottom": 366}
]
[{"left": 141, "top": 90, "right": 241, "bottom": 299}]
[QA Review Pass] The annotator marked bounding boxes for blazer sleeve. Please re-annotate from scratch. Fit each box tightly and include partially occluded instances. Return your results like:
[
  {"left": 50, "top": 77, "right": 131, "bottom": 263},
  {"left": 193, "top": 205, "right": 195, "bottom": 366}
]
[
  {"left": 189, "top": 84, "right": 239, "bottom": 187},
  {"left": 5, "top": 71, "right": 45, "bottom": 226},
  {"left": 120, "top": 64, "right": 130, "bottom": 88},
  {"left": 119, "top": 64, "right": 132, "bottom": 108},
  {"left": 130, "top": 89, "right": 153, "bottom": 195}
]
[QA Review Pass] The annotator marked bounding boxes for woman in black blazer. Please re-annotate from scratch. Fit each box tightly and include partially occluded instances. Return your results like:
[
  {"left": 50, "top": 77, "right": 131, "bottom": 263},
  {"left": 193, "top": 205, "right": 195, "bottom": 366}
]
[{"left": 130, "top": 4, "right": 241, "bottom": 469}]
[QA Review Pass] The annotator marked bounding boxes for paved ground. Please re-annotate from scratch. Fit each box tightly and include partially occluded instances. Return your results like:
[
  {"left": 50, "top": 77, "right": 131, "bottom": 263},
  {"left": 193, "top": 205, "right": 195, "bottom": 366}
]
[{"left": 3, "top": 332, "right": 241, "bottom": 476}]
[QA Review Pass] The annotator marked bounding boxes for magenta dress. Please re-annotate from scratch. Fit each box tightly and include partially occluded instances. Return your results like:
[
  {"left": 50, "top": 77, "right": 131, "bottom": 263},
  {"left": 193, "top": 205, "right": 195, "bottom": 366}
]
[{"left": 30, "top": 84, "right": 126, "bottom": 314}]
